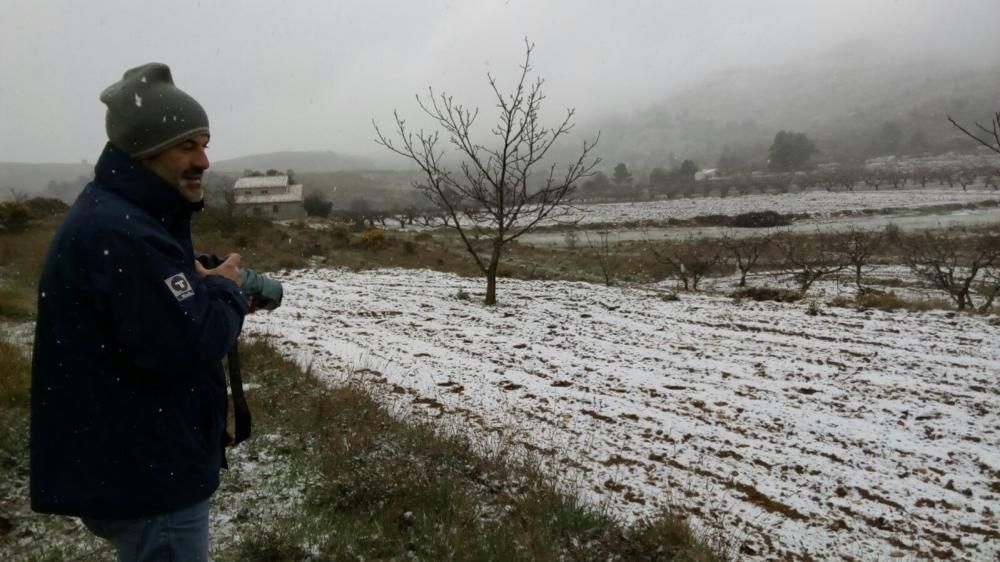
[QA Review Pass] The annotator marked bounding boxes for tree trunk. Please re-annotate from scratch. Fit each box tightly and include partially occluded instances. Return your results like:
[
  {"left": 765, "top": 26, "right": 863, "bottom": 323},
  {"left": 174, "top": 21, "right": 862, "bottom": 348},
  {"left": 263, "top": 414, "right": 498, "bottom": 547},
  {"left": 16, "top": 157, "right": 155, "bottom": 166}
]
[
  {"left": 485, "top": 269, "right": 497, "bottom": 306},
  {"left": 484, "top": 246, "right": 502, "bottom": 306}
]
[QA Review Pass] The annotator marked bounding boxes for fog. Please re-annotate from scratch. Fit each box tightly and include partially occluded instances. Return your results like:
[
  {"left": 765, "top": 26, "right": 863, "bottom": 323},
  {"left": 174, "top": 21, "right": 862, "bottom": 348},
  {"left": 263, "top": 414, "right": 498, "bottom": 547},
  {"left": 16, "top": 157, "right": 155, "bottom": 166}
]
[{"left": 2, "top": 0, "right": 998, "bottom": 164}]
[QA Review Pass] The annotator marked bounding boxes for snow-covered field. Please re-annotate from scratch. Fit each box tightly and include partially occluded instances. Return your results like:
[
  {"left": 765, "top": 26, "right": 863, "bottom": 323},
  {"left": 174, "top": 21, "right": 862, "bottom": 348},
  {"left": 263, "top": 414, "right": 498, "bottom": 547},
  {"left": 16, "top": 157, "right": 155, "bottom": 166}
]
[
  {"left": 247, "top": 267, "right": 1000, "bottom": 561},
  {"left": 564, "top": 188, "right": 999, "bottom": 227},
  {"left": 402, "top": 187, "right": 999, "bottom": 232}
]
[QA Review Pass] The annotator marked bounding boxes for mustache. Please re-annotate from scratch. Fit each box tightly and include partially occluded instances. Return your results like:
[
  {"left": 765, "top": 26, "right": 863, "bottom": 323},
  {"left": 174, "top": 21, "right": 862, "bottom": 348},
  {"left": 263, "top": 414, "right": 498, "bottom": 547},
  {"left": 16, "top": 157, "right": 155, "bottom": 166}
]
[{"left": 182, "top": 167, "right": 206, "bottom": 179}]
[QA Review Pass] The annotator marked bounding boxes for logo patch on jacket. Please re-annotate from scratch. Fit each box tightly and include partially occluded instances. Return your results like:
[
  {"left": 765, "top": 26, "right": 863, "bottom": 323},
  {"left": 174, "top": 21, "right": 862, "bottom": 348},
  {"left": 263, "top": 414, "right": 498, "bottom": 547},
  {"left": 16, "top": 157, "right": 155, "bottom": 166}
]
[{"left": 165, "top": 273, "right": 195, "bottom": 301}]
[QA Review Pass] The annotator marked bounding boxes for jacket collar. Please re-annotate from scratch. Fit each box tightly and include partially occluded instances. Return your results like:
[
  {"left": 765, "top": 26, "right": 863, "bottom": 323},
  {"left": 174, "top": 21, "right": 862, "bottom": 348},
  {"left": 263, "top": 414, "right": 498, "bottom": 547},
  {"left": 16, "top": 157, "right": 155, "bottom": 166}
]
[{"left": 92, "top": 143, "right": 204, "bottom": 232}]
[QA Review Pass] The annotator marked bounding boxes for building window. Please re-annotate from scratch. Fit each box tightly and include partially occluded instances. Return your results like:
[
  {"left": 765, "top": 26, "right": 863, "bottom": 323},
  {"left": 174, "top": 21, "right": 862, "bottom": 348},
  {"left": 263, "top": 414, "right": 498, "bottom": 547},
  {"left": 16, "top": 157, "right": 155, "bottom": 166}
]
[
  {"left": 262, "top": 190, "right": 268, "bottom": 195},
  {"left": 272, "top": 205, "right": 279, "bottom": 213}
]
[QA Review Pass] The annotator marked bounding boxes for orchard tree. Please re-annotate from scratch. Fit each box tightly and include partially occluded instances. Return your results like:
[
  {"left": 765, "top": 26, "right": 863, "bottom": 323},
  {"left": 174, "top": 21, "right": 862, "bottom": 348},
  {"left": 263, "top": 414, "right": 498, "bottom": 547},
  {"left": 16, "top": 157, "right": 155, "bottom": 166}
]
[
  {"left": 774, "top": 231, "right": 848, "bottom": 294},
  {"left": 374, "top": 40, "right": 599, "bottom": 305},
  {"left": 721, "top": 231, "right": 774, "bottom": 287},
  {"left": 768, "top": 131, "right": 817, "bottom": 172},
  {"left": 646, "top": 236, "right": 724, "bottom": 291},
  {"left": 836, "top": 228, "right": 884, "bottom": 290},
  {"left": 900, "top": 227, "right": 1000, "bottom": 311}
]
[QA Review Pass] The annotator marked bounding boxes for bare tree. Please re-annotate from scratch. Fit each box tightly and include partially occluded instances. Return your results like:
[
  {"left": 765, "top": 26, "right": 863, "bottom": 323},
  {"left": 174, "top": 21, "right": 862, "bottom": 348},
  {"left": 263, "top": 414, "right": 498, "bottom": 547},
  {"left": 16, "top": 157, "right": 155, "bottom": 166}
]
[
  {"left": 914, "top": 167, "right": 933, "bottom": 188},
  {"left": 863, "top": 170, "right": 884, "bottom": 191},
  {"left": 836, "top": 228, "right": 884, "bottom": 290},
  {"left": 7, "top": 187, "right": 29, "bottom": 204},
  {"left": 981, "top": 267, "right": 1000, "bottom": 311},
  {"left": 720, "top": 231, "right": 774, "bottom": 287},
  {"left": 374, "top": 40, "right": 599, "bottom": 305},
  {"left": 948, "top": 112, "right": 1000, "bottom": 155},
  {"left": 646, "top": 236, "right": 723, "bottom": 291},
  {"left": 900, "top": 228, "right": 1000, "bottom": 311},
  {"left": 585, "top": 229, "right": 622, "bottom": 287},
  {"left": 979, "top": 167, "right": 999, "bottom": 191},
  {"left": 885, "top": 168, "right": 908, "bottom": 190},
  {"left": 957, "top": 169, "right": 978, "bottom": 191},
  {"left": 774, "top": 231, "right": 848, "bottom": 294}
]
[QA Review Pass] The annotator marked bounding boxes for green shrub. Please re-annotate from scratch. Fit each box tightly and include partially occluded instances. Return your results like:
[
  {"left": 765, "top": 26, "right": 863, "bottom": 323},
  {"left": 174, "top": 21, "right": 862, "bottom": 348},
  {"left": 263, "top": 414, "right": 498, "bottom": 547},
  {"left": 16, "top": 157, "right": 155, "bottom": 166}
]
[
  {"left": 0, "top": 202, "right": 31, "bottom": 232},
  {"left": 806, "top": 300, "right": 821, "bottom": 316}
]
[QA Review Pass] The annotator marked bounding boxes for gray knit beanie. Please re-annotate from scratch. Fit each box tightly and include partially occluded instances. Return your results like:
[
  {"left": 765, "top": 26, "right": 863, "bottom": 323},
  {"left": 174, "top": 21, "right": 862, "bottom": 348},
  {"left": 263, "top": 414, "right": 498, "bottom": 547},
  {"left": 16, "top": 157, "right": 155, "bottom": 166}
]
[{"left": 99, "top": 63, "right": 209, "bottom": 159}]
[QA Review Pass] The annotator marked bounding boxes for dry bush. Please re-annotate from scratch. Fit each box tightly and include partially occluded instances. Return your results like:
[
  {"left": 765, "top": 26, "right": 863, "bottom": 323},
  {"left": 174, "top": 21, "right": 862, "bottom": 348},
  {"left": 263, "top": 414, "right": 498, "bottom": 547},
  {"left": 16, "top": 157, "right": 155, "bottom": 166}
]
[
  {"left": 585, "top": 229, "right": 622, "bottom": 286},
  {"left": 830, "top": 290, "right": 955, "bottom": 312},
  {"left": 359, "top": 228, "right": 385, "bottom": 248}
]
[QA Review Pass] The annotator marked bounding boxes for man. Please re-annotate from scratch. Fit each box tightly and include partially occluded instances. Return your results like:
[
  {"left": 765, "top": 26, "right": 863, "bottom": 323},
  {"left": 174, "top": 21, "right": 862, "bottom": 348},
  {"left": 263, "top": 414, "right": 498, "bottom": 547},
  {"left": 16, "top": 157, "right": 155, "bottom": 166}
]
[{"left": 30, "top": 63, "right": 248, "bottom": 561}]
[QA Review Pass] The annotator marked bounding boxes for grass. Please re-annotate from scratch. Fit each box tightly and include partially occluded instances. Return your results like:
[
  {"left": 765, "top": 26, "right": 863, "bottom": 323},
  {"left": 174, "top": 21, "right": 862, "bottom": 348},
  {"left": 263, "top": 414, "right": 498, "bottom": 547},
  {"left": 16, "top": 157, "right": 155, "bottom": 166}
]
[
  {"left": 0, "top": 218, "right": 54, "bottom": 320},
  {"left": 829, "top": 290, "right": 956, "bottom": 312},
  {"left": 211, "top": 338, "right": 731, "bottom": 561}
]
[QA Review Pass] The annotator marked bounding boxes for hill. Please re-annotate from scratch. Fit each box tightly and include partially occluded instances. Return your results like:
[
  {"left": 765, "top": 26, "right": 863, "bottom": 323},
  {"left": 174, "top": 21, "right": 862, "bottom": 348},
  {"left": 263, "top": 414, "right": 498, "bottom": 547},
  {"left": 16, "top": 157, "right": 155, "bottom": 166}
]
[
  {"left": 0, "top": 161, "right": 93, "bottom": 199},
  {"left": 582, "top": 47, "right": 1000, "bottom": 175}
]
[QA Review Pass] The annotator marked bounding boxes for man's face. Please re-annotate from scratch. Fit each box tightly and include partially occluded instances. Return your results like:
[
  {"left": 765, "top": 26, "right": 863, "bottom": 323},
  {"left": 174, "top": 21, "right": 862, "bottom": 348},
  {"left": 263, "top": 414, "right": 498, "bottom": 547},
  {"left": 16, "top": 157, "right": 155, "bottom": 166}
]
[{"left": 142, "top": 134, "right": 210, "bottom": 202}]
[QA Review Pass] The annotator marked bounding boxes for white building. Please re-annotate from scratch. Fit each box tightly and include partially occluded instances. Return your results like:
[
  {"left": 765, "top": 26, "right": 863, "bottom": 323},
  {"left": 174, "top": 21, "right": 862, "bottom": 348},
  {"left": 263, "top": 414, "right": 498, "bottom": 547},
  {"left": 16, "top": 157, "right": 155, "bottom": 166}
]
[{"left": 233, "top": 175, "right": 305, "bottom": 220}]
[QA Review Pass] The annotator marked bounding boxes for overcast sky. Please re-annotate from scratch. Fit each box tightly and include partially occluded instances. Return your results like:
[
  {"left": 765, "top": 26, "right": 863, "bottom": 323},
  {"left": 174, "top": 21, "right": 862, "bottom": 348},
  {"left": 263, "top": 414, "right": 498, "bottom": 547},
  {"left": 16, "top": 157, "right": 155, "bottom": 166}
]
[{"left": 2, "top": 0, "right": 998, "bottom": 163}]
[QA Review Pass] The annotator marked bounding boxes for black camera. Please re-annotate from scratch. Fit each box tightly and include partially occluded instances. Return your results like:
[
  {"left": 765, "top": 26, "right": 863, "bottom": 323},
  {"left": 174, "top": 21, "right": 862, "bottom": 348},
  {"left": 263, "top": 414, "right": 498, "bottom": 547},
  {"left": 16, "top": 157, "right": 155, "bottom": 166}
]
[{"left": 196, "top": 254, "right": 283, "bottom": 311}]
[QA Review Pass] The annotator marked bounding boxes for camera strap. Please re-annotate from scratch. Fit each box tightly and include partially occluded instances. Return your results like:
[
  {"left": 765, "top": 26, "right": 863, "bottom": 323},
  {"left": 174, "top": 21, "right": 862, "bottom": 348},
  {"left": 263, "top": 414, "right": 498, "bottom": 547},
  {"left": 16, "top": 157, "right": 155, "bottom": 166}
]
[{"left": 226, "top": 342, "right": 252, "bottom": 445}]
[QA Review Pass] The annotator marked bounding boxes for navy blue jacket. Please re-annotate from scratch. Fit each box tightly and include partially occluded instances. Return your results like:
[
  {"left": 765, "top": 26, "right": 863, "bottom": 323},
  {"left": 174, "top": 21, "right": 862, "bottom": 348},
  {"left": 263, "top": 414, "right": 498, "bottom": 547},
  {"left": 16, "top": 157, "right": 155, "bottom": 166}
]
[{"left": 30, "top": 143, "right": 248, "bottom": 519}]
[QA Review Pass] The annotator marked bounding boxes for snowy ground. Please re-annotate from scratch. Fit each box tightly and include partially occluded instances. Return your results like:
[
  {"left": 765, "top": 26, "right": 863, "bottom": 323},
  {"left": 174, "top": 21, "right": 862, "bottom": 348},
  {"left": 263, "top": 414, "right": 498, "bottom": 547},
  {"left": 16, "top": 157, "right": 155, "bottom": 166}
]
[
  {"left": 562, "top": 187, "right": 1000, "bottom": 227},
  {"left": 246, "top": 267, "right": 1000, "bottom": 562}
]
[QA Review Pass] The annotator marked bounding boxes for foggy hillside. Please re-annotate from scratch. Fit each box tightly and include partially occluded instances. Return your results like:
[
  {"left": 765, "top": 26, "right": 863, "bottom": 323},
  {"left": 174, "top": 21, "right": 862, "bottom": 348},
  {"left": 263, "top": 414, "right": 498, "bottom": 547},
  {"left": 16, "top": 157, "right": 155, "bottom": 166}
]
[
  {"left": 580, "top": 49, "right": 1000, "bottom": 174},
  {"left": 0, "top": 161, "right": 93, "bottom": 199}
]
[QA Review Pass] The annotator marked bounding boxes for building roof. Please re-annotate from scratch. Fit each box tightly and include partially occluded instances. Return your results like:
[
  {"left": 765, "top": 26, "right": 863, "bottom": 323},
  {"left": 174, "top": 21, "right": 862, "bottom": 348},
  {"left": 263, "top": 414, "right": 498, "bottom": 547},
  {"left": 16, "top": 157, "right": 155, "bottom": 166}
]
[
  {"left": 234, "top": 175, "right": 290, "bottom": 189},
  {"left": 235, "top": 183, "right": 304, "bottom": 204}
]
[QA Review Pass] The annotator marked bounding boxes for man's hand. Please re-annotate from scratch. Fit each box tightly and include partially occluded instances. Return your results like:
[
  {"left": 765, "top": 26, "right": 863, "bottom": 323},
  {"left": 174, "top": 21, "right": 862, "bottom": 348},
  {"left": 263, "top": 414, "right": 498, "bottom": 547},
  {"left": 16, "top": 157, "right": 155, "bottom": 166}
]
[{"left": 194, "top": 253, "right": 242, "bottom": 286}]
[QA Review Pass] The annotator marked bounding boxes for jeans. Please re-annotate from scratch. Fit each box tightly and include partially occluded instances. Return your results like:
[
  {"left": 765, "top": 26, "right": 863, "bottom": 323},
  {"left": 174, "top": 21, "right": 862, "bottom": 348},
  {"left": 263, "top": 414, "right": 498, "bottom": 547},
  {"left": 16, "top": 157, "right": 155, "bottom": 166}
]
[{"left": 80, "top": 499, "right": 210, "bottom": 562}]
